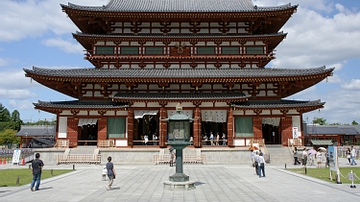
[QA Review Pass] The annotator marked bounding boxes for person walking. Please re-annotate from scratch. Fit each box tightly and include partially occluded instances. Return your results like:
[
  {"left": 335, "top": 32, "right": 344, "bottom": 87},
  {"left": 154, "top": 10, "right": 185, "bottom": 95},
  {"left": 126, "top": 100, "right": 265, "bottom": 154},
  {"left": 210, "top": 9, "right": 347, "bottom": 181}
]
[
  {"left": 350, "top": 146, "right": 357, "bottom": 166},
  {"left": 222, "top": 133, "right": 227, "bottom": 145},
  {"left": 209, "top": 131, "right": 214, "bottom": 146},
  {"left": 30, "top": 153, "right": 44, "bottom": 191},
  {"left": 105, "top": 156, "right": 116, "bottom": 190},
  {"left": 258, "top": 153, "right": 266, "bottom": 178},
  {"left": 346, "top": 148, "right": 351, "bottom": 164},
  {"left": 301, "top": 148, "right": 308, "bottom": 166},
  {"left": 293, "top": 147, "right": 301, "bottom": 165},
  {"left": 253, "top": 151, "right": 260, "bottom": 176}
]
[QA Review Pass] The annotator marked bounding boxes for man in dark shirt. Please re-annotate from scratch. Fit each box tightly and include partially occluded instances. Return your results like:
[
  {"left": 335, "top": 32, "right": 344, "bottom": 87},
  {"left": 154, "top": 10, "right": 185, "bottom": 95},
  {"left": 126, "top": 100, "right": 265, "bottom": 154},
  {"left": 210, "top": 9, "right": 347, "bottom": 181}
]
[{"left": 30, "top": 153, "right": 44, "bottom": 191}]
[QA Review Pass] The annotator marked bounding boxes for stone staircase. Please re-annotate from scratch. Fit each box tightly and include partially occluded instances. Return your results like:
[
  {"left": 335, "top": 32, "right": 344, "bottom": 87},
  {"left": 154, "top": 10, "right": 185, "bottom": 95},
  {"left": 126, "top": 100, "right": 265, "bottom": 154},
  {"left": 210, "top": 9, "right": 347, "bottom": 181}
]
[
  {"left": 56, "top": 146, "right": 100, "bottom": 164},
  {"left": 69, "top": 146, "right": 97, "bottom": 154},
  {"left": 266, "top": 145, "right": 293, "bottom": 165}
]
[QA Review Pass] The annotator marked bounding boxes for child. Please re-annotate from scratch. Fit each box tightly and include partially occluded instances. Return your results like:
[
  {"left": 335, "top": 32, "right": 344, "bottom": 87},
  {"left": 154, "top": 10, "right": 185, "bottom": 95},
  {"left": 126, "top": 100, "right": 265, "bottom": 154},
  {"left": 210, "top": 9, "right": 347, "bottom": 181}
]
[{"left": 102, "top": 165, "right": 107, "bottom": 181}]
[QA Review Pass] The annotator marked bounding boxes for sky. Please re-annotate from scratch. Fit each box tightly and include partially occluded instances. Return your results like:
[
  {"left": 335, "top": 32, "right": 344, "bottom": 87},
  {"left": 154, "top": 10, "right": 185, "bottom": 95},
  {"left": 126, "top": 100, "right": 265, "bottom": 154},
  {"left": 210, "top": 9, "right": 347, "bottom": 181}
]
[{"left": 0, "top": 0, "right": 360, "bottom": 124}]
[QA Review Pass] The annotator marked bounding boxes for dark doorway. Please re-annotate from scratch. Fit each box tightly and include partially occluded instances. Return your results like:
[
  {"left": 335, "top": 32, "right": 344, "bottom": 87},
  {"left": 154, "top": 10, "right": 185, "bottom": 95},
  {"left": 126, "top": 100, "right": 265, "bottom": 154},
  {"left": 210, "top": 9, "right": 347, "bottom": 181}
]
[
  {"left": 78, "top": 124, "right": 98, "bottom": 146},
  {"left": 262, "top": 124, "right": 280, "bottom": 144},
  {"left": 201, "top": 122, "right": 227, "bottom": 145},
  {"left": 133, "top": 115, "right": 159, "bottom": 145}
]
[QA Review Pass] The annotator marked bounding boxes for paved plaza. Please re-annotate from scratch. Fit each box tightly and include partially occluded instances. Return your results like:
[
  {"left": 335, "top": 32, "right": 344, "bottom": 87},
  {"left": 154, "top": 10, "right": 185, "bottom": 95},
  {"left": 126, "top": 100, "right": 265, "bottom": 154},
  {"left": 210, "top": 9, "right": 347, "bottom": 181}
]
[{"left": 1, "top": 159, "right": 360, "bottom": 202}]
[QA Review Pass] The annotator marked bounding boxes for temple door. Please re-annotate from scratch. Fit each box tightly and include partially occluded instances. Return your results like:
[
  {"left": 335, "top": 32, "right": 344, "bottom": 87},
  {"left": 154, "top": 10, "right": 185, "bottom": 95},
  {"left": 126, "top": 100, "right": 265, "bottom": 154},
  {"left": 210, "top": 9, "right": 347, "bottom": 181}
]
[
  {"left": 281, "top": 117, "right": 293, "bottom": 146},
  {"left": 127, "top": 109, "right": 134, "bottom": 148},
  {"left": 253, "top": 117, "right": 262, "bottom": 139},
  {"left": 67, "top": 118, "right": 78, "bottom": 147},
  {"left": 98, "top": 118, "right": 107, "bottom": 141}
]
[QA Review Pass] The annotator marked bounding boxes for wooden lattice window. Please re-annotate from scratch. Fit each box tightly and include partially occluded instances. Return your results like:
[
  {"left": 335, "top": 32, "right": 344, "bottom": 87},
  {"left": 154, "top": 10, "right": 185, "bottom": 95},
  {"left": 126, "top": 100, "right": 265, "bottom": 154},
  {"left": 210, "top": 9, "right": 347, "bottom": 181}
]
[
  {"left": 245, "top": 46, "right": 264, "bottom": 55},
  {"left": 197, "top": 47, "right": 215, "bottom": 55},
  {"left": 221, "top": 47, "right": 240, "bottom": 55},
  {"left": 95, "top": 46, "right": 115, "bottom": 55},
  {"left": 120, "top": 47, "right": 139, "bottom": 55},
  {"left": 145, "top": 47, "right": 164, "bottom": 55}
]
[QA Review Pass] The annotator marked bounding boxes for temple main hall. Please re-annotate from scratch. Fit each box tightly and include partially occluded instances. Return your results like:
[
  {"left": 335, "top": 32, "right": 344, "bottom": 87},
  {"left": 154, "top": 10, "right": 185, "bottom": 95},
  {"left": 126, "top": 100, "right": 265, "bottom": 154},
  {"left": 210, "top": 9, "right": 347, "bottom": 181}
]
[{"left": 24, "top": 0, "right": 333, "bottom": 149}]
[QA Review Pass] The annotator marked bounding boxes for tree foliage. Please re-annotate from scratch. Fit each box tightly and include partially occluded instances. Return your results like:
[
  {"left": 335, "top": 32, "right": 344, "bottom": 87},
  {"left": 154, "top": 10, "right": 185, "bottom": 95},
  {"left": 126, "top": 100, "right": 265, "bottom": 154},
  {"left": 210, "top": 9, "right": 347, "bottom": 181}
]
[
  {"left": 23, "top": 119, "right": 56, "bottom": 126},
  {"left": 0, "top": 105, "right": 23, "bottom": 130},
  {"left": 312, "top": 117, "right": 326, "bottom": 125},
  {"left": 351, "top": 120, "right": 359, "bottom": 125},
  {"left": 0, "top": 129, "right": 20, "bottom": 146}
]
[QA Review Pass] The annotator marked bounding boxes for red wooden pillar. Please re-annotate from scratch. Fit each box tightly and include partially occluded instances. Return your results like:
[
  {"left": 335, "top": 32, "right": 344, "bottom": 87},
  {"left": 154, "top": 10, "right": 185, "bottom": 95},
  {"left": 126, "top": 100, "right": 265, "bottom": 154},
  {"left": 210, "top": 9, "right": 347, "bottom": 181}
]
[
  {"left": 193, "top": 107, "right": 201, "bottom": 148},
  {"left": 67, "top": 118, "right": 78, "bottom": 148},
  {"left": 227, "top": 108, "right": 234, "bottom": 147},
  {"left": 127, "top": 109, "right": 134, "bottom": 148},
  {"left": 281, "top": 117, "right": 293, "bottom": 146},
  {"left": 159, "top": 107, "right": 168, "bottom": 148},
  {"left": 253, "top": 117, "right": 263, "bottom": 139},
  {"left": 97, "top": 118, "right": 107, "bottom": 141}
]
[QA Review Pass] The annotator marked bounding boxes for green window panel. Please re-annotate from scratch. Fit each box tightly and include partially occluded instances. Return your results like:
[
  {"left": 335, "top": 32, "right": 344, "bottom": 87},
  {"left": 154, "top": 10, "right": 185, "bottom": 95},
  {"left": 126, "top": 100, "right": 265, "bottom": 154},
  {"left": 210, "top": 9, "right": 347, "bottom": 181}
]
[
  {"left": 222, "top": 47, "right": 240, "bottom": 54},
  {"left": 107, "top": 118, "right": 125, "bottom": 138},
  {"left": 96, "top": 46, "right": 114, "bottom": 55},
  {"left": 121, "top": 47, "right": 139, "bottom": 55},
  {"left": 235, "top": 117, "right": 253, "bottom": 137},
  {"left": 197, "top": 47, "right": 215, "bottom": 55},
  {"left": 245, "top": 46, "right": 264, "bottom": 54},
  {"left": 145, "top": 47, "right": 164, "bottom": 55}
]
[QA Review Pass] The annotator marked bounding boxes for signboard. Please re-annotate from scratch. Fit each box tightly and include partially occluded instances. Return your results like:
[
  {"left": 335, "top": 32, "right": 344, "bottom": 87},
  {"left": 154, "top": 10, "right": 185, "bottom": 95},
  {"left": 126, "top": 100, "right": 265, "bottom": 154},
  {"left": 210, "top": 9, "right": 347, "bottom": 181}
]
[
  {"left": 12, "top": 149, "right": 21, "bottom": 165},
  {"left": 292, "top": 127, "right": 299, "bottom": 138},
  {"left": 328, "top": 146, "right": 338, "bottom": 171}
]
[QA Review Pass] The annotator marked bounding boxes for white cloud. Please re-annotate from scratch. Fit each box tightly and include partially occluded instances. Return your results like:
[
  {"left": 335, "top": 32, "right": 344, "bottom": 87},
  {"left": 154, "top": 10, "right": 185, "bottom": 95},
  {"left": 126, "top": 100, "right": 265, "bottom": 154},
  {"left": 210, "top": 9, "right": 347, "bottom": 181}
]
[
  {"left": 341, "top": 79, "right": 360, "bottom": 90},
  {"left": 0, "top": 58, "right": 9, "bottom": 66},
  {"left": 0, "top": 70, "right": 34, "bottom": 89},
  {"left": 8, "top": 99, "right": 34, "bottom": 110},
  {"left": 0, "top": 0, "right": 108, "bottom": 42},
  {"left": 42, "top": 38, "right": 83, "bottom": 54},
  {"left": 0, "top": 89, "right": 37, "bottom": 99}
]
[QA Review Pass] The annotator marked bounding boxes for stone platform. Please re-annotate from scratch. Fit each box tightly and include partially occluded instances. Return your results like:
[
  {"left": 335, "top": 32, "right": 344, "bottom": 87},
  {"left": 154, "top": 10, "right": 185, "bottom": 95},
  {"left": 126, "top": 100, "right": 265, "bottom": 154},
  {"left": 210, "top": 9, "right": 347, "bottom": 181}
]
[{"left": 163, "top": 180, "right": 196, "bottom": 191}]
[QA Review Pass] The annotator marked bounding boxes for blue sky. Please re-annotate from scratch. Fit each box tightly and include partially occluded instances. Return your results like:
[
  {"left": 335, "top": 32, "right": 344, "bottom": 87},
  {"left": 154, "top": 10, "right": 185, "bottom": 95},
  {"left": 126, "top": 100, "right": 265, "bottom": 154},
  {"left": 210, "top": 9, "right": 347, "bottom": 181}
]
[{"left": 0, "top": 0, "right": 360, "bottom": 124}]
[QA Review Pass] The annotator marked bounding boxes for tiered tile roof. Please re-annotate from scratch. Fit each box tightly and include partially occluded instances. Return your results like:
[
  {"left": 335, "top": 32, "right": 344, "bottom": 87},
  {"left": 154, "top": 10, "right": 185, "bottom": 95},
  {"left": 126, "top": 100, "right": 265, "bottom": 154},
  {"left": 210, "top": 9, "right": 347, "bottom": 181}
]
[{"left": 62, "top": 0, "right": 296, "bottom": 13}]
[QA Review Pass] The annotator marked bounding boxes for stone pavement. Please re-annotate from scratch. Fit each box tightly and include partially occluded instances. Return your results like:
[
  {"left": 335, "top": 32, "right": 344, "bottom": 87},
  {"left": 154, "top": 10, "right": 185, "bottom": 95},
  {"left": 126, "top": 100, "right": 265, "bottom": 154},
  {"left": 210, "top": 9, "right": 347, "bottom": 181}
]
[{"left": 0, "top": 159, "right": 360, "bottom": 202}]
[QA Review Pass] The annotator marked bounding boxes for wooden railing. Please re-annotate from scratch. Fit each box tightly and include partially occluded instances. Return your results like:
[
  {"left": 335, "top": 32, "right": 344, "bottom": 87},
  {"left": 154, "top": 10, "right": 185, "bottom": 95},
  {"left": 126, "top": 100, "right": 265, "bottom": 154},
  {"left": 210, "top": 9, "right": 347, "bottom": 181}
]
[
  {"left": 97, "top": 140, "right": 114, "bottom": 148},
  {"left": 56, "top": 148, "right": 101, "bottom": 164},
  {"left": 153, "top": 154, "right": 206, "bottom": 165},
  {"left": 55, "top": 140, "right": 69, "bottom": 148},
  {"left": 56, "top": 154, "right": 101, "bottom": 164}
]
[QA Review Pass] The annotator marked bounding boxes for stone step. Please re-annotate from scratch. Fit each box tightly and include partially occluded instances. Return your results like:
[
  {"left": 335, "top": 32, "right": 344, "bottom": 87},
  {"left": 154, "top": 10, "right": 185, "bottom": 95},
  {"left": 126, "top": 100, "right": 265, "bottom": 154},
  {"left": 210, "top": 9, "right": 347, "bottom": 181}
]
[
  {"left": 70, "top": 146, "right": 97, "bottom": 154},
  {"left": 265, "top": 145, "right": 293, "bottom": 164}
]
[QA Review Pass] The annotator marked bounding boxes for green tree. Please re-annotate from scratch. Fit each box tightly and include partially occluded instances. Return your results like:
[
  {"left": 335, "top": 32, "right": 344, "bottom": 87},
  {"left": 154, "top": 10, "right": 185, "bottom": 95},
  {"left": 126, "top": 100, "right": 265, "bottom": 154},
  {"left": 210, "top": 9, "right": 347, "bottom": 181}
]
[
  {"left": 0, "top": 104, "right": 11, "bottom": 122},
  {"left": 10, "top": 110, "right": 22, "bottom": 131},
  {"left": 351, "top": 120, "right": 359, "bottom": 125},
  {"left": 0, "top": 129, "right": 19, "bottom": 147},
  {"left": 312, "top": 117, "right": 326, "bottom": 125}
]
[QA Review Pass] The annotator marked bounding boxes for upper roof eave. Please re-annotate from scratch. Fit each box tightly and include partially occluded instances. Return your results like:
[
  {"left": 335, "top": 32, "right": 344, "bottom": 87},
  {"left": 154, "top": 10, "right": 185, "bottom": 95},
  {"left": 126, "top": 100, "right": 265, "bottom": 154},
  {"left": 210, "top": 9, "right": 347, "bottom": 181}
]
[
  {"left": 23, "top": 66, "right": 335, "bottom": 82},
  {"left": 61, "top": 0, "right": 297, "bottom": 15},
  {"left": 72, "top": 32, "right": 287, "bottom": 39}
]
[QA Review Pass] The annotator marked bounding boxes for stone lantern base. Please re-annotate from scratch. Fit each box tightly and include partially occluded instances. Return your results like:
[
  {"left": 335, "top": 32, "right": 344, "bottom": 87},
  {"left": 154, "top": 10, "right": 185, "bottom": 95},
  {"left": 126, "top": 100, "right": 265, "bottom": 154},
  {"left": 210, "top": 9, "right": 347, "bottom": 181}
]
[
  {"left": 163, "top": 180, "right": 196, "bottom": 191},
  {"left": 169, "top": 173, "right": 189, "bottom": 182}
]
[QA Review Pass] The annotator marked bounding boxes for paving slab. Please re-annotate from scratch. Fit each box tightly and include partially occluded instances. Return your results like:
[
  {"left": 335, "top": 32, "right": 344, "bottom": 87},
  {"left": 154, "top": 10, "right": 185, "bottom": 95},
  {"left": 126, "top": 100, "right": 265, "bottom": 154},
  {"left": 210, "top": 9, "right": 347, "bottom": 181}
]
[{"left": 0, "top": 158, "right": 359, "bottom": 202}]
